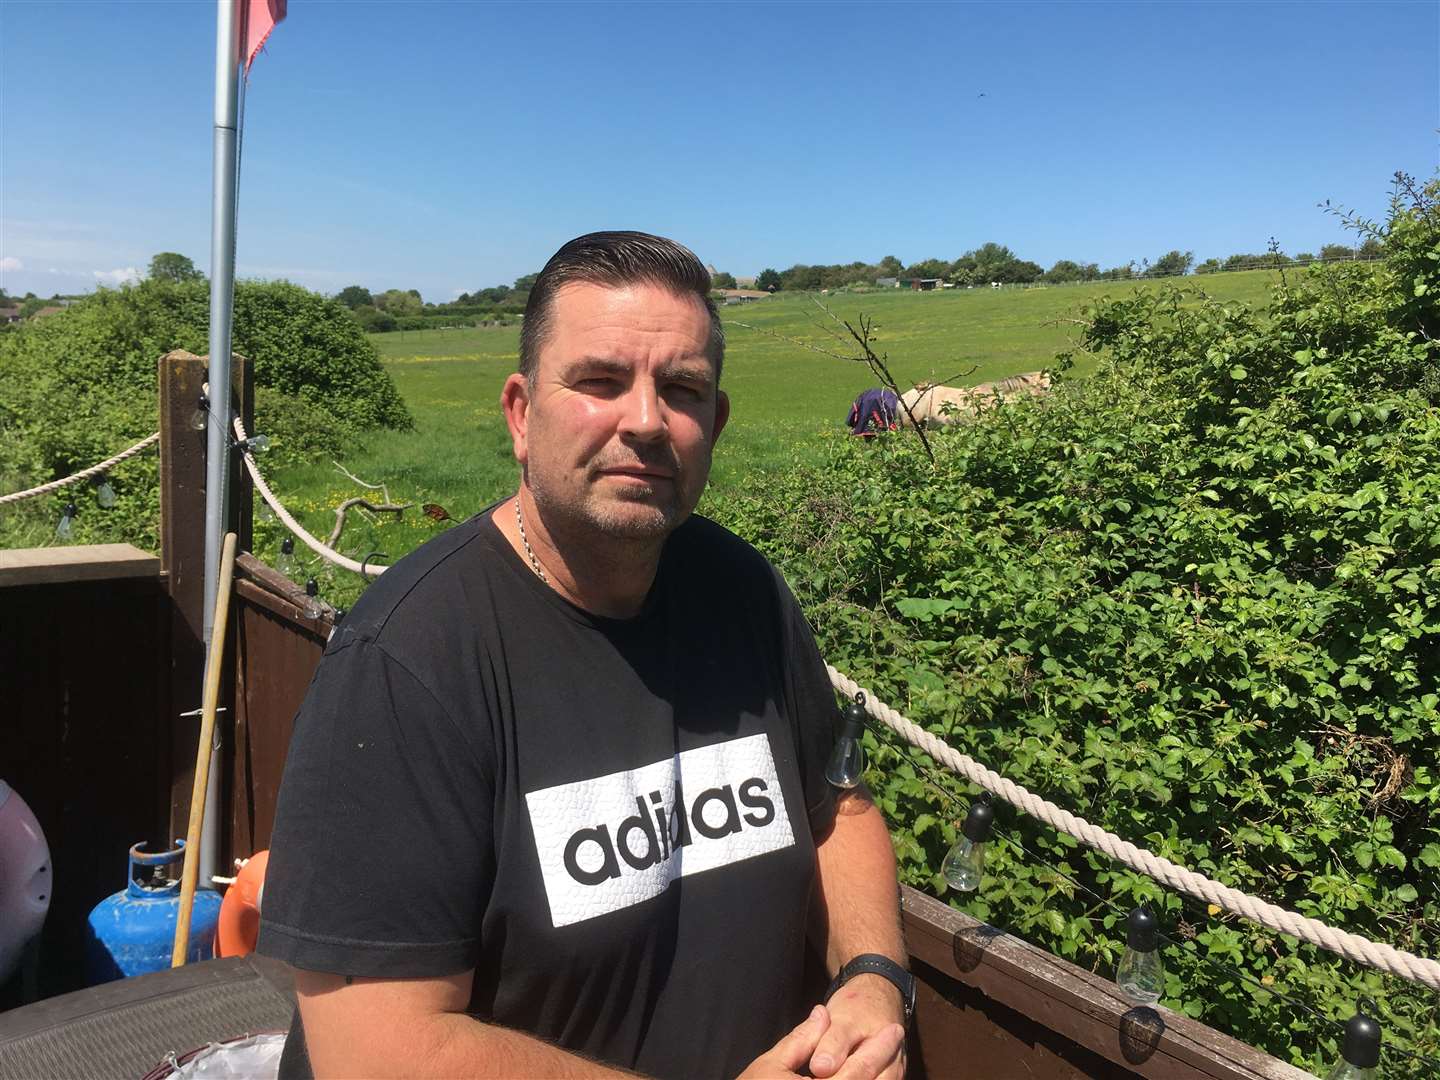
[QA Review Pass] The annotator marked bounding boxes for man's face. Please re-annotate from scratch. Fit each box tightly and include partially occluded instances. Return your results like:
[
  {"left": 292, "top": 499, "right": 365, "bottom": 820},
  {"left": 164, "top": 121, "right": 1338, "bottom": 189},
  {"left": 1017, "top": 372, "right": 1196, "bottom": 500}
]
[{"left": 502, "top": 281, "right": 729, "bottom": 541}]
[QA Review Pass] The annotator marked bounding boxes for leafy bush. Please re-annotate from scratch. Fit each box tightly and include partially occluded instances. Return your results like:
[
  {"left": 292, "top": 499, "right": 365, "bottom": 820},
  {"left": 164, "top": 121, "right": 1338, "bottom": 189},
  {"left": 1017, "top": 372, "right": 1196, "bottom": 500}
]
[
  {"left": 707, "top": 175, "right": 1439, "bottom": 1074},
  {"left": 0, "top": 278, "right": 411, "bottom": 549}
]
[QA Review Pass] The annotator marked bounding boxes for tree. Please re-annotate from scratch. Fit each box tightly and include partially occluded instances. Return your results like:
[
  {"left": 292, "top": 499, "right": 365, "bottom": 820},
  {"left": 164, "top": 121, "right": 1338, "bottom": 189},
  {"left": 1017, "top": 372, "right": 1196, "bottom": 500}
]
[
  {"left": 353, "top": 305, "right": 396, "bottom": 333},
  {"left": 1149, "top": 250, "right": 1194, "bottom": 277},
  {"left": 374, "top": 289, "right": 423, "bottom": 316},
  {"left": 711, "top": 271, "right": 737, "bottom": 290},
  {"left": 336, "top": 285, "right": 373, "bottom": 310},
  {"left": 1320, "top": 243, "right": 1357, "bottom": 262},
  {"left": 904, "top": 258, "right": 949, "bottom": 281},
  {"left": 1043, "top": 260, "right": 1086, "bottom": 283},
  {"left": 877, "top": 255, "right": 903, "bottom": 277},
  {"left": 755, "top": 268, "right": 781, "bottom": 292},
  {"left": 148, "top": 252, "right": 203, "bottom": 284}
]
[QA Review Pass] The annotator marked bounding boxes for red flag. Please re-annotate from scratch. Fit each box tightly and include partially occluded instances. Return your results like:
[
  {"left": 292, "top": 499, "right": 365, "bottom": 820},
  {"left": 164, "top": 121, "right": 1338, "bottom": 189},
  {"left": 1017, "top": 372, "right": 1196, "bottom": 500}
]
[{"left": 244, "top": 0, "right": 286, "bottom": 74}]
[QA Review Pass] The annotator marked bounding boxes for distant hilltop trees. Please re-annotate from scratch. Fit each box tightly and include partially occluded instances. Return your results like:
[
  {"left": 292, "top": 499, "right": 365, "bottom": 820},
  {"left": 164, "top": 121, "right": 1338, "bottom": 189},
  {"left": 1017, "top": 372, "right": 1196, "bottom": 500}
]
[{"left": 746, "top": 237, "right": 1382, "bottom": 293}]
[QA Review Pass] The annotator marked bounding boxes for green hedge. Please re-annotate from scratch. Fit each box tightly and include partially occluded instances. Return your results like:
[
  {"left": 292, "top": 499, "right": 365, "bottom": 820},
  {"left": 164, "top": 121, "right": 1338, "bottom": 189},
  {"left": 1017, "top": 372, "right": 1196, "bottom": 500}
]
[
  {"left": 707, "top": 177, "right": 1439, "bottom": 1074},
  {"left": 0, "top": 279, "right": 411, "bottom": 550}
]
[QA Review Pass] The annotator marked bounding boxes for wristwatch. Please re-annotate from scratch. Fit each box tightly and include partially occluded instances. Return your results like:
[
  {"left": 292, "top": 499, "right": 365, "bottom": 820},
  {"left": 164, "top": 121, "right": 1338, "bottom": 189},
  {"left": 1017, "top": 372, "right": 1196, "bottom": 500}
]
[{"left": 823, "top": 954, "right": 916, "bottom": 1028}]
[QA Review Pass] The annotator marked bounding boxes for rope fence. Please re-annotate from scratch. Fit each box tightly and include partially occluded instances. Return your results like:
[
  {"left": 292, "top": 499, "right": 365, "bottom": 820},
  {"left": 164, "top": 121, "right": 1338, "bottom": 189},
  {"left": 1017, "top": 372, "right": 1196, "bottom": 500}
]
[
  {"left": 233, "top": 416, "right": 384, "bottom": 578},
  {"left": 826, "top": 665, "right": 1440, "bottom": 993},
  {"left": 0, "top": 432, "right": 160, "bottom": 507}
]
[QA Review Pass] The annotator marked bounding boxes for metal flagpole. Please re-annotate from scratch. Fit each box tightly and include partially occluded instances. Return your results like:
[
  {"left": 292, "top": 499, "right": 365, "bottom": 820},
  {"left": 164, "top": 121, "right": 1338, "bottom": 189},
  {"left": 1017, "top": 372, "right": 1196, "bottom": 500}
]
[{"left": 201, "top": 0, "right": 243, "bottom": 885}]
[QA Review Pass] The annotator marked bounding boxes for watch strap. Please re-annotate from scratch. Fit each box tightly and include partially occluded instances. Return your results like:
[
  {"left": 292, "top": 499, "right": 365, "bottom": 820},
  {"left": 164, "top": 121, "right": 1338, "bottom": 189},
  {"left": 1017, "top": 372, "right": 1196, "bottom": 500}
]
[{"left": 823, "top": 953, "right": 916, "bottom": 1026}]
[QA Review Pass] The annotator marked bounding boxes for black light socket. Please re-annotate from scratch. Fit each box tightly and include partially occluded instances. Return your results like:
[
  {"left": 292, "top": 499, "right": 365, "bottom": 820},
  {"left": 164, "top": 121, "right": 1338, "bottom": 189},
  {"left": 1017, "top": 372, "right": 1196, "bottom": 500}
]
[
  {"left": 839, "top": 696, "right": 867, "bottom": 740},
  {"left": 1126, "top": 905, "right": 1159, "bottom": 952},
  {"left": 961, "top": 800, "right": 995, "bottom": 843},
  {"left": 1340, "top": 1010, "right": 1381, "bottom": 1069},
  {"left": 281, "top": 537, "right": 294, "bottom": 555},
  {"left": 305, "top": 577, "right": 318, "bottom": 598}
]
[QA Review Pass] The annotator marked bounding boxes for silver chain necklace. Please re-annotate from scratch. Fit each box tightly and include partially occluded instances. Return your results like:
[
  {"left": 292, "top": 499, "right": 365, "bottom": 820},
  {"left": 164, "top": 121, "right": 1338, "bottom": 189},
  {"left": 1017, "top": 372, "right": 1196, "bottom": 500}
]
[{"left": 514, "top": 497, "right": 547, "bottom": 584}]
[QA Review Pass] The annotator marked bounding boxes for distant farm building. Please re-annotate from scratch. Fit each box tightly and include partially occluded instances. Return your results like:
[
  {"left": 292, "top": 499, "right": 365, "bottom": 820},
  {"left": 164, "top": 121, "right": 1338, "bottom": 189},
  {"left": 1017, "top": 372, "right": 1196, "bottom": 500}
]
[
  {"left": 899, "top": 278, "right": 942, "bottom": 291},
  {"left": 876, "top": 276, "right": 900, "bottom": 288},
  {"left": 0, "top": 305, "right": 20, "bottom": 324},
  {"left": 716, "top": 288, "right": 773, "bottom": 305}
]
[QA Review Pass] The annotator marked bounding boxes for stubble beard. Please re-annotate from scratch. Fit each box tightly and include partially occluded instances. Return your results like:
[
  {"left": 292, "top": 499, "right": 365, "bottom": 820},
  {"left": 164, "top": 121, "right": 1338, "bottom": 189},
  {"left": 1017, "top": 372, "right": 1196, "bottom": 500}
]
[{"left": 527, "top": 448, "right": 709, "bottom": 547}]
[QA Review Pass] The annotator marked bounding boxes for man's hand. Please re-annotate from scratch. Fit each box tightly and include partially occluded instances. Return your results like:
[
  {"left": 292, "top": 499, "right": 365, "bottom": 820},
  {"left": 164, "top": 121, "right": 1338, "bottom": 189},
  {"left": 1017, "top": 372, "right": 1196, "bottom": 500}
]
[
  {"left": 809, "top": 975, "right": 907, "bottom": 1080},
  {"left": 740, "top": 1005, "right": 904, "bottom": 1080}
]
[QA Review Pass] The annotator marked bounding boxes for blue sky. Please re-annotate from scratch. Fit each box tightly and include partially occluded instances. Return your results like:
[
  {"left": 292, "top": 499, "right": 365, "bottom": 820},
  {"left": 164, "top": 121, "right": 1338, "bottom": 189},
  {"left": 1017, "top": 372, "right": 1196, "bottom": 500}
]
[{"left": 2, "top": 1, "right": 1436, "bottom": 303}]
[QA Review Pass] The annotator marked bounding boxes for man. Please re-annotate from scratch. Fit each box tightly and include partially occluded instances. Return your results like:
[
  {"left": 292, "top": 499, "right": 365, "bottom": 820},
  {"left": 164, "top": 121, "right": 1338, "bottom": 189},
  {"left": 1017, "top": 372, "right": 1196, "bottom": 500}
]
[{"left": 259, "top": 232, "right": 909, "bottom": 1079}]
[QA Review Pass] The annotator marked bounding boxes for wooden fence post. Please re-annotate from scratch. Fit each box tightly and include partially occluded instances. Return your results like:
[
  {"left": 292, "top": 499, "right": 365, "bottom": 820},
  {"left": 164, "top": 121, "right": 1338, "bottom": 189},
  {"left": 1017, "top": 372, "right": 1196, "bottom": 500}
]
[{"left": 157, "top": 350, "right": 252, "bottom": 860}]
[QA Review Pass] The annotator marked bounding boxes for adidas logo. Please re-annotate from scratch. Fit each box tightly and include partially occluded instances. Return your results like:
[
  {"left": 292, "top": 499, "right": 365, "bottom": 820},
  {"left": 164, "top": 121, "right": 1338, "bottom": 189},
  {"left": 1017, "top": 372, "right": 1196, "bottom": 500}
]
[
  {"left": 525, "top": 734, "right": 796, "bottom": 927},
  {"left": 562, "top": 776, "right": 776, "bottom": 885}
]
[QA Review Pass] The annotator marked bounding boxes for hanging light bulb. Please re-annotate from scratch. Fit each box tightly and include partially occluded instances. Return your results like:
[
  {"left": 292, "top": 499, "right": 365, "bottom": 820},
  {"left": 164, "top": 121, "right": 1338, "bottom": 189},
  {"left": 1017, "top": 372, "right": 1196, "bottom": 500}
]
[
  {"left": 256, "top": 496, "right": 275, "bottom": 522},
  {"left": 239, "top": 434, "right": 270, "bottom": 454},
  {"left": 277, "top": 537, "right": 297, "bottom": 578},
  {"left": 189, "top": 392, "right": 209, "bottom": 432},
  {"left": 942, "top": 795, "right": 994, "bottom": 893},
  {"left": 1325, "top": 1006, "right": 1381, "bottom": 1080},
  {"left": 55, "top": 502, "right": 78, "bottom": 541},
  {"left": 92, "top": 474, "right": 117, "bottom": 508},
  {"left": 1116, "top": 905, "right": 1164, "bottom": 1005},
  {"left": 825, "top": 693, "right": 867, "bottom": 789},
  {"left": 303, "top": 577, "right": 323, "bottom": 621}
]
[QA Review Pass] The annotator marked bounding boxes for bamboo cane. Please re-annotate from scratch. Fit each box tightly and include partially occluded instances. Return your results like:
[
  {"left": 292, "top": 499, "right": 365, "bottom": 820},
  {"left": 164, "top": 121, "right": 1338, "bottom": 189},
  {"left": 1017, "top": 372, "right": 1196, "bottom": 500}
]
[{"left": 171, "top": 531, "right": 238, "bottom": 967}]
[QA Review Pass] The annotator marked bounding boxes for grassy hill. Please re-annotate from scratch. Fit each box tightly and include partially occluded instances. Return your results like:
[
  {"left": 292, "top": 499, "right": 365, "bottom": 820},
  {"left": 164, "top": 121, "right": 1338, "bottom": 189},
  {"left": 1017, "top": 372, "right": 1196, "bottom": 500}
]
[{"left": 261, "top": 269, "right": 1292, "bottom": 582}]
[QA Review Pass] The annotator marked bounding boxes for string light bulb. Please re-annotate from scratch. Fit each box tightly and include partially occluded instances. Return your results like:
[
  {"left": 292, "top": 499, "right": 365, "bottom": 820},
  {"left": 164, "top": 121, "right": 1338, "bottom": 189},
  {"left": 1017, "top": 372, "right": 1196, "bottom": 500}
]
[
  {"left": 55, "top": 502, "right": 77, "bottom": 541},
  {"left": 942, "top": 795, "right": 994, "bottom": 893},
  {"left": 825, "top": 693, "right": 868, "bottom": 789},
  {"left": 92, "top": 474, "right": 117, "bottom": 508},
  {"left": 1326, "top": 1005, "right": 1381, "bottom": 1079},
  {"left": 277, "top": 537, "right": 297, "bottom": 578},
  {"left": 239, "top": 434, "right": 270, "bottom": 454},
  {"left": 303, "top": 577, "right": 323, "bottom": 621},
  {"left": 189, "top": 392, "right": 209, "bottom": 432},
  {"left": 1116, "top": 905, "right": 1164, "bottom": 1005}
]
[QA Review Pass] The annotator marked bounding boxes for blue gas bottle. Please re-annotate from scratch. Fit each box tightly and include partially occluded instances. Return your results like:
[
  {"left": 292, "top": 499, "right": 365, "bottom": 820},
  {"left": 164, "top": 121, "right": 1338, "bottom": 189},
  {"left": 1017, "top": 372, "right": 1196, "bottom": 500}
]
[{"left": 85, "top": 840, "right": 222, "bottom": 983}]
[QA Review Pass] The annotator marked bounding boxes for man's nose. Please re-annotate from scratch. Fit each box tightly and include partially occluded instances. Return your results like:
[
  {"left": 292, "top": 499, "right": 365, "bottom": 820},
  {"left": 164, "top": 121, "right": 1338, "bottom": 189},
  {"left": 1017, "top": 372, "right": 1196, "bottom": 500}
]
[{"left": 618, "top": 381, "right": 666, "bottom": 441}]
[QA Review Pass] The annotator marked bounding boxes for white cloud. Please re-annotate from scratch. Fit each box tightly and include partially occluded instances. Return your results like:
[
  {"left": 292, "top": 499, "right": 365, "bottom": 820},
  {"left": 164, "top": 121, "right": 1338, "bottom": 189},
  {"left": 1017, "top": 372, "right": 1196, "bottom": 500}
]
[
  {"left": 93, "top": 266, "right": 142, "bottom": 286},
  {"left": 0, "top": 256, "right": 22, "bottom": 272}
]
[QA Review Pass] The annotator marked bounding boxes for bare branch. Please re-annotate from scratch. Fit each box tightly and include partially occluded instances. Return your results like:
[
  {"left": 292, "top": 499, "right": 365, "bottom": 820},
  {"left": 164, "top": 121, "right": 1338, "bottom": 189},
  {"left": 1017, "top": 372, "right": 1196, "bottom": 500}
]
[
  {"left": 333, "top": 462, "right": 393, "bottom": 505},
  {"left": 328, "top": 497, "right": 412, "bottom": 548}
]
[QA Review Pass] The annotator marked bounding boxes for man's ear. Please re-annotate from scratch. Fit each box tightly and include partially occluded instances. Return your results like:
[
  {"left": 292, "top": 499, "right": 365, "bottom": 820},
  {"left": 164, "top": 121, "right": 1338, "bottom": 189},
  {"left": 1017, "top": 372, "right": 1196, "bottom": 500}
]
[
  {"left": 500, "top": 373, "right": 531, "bottom": 465},
  {"left": 711, "top": 389, "right": 730, "bottom": 446}
]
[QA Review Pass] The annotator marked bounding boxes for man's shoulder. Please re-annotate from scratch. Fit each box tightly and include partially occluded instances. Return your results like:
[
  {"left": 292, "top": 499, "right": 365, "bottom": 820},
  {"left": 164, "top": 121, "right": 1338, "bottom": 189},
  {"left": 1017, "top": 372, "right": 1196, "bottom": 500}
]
[{"left": 327, "top": 511, "right": 500, "bottom": 651}]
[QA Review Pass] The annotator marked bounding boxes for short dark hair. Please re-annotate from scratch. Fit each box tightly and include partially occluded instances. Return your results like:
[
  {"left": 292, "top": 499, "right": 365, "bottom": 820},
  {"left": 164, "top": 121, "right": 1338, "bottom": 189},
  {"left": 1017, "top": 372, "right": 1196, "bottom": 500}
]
[{"left": 518, "top": 231, "right": 724, "bottom": 383}]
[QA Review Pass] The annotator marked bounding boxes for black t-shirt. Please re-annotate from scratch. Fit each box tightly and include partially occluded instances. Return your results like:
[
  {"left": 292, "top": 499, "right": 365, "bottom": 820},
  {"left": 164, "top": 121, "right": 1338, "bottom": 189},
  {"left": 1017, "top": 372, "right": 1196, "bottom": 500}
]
[{"left": 258, "top": 510, "right": 839, "bottom": 1080}]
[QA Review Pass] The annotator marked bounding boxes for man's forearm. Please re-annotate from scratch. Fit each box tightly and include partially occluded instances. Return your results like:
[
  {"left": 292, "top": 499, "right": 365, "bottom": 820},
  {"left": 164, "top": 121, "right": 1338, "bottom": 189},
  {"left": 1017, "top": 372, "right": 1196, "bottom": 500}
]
[
  {"left": 811, "top": 788, "right": 907, "bottom": 975},
  {"left": 296, "top": 970, "right": 643, "bottom": 1080},
  {"left": 419, "top": 1014, "right": 642, "bottom": 1080},
  {"left": 312, "top": 1011, "right": 640, "bottom": 1079}
]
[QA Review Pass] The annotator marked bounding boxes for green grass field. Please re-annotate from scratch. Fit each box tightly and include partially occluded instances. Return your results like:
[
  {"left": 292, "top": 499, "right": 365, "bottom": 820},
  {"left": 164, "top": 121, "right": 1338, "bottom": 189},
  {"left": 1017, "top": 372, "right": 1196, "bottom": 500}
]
[{"left": 265, "top": 270, "right": 1288, "bottom": 582}]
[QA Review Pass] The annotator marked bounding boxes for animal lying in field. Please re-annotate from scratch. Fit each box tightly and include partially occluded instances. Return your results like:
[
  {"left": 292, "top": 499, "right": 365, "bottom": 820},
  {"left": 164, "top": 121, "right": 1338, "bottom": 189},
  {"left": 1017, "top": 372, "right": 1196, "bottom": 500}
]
[{"left": 898, "top": 371, "right": 1050, "bottom": 428}]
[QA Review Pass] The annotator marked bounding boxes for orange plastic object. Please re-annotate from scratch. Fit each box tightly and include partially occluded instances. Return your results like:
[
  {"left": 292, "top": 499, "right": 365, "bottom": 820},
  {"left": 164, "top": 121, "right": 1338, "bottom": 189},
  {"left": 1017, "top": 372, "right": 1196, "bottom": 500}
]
[{"left": 216, "top": 850, "right": 269, "bottom": 958}]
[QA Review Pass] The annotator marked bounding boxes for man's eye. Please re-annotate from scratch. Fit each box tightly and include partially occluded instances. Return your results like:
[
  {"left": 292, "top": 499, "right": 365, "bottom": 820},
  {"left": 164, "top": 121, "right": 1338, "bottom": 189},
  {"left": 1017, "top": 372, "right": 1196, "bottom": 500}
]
[
  {"left": 578, "top": 377, "right": 619, "bottom": 391},
  {"left": 665, "top": 383, "right": 704, "bottom": 400}
]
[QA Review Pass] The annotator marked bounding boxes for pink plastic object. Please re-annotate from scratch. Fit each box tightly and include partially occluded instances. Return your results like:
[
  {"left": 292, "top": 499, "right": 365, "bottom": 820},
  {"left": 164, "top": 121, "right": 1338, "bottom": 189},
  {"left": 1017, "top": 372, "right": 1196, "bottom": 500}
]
[{"left": 0, "top": 779, "right": 51, "bottom": 983}]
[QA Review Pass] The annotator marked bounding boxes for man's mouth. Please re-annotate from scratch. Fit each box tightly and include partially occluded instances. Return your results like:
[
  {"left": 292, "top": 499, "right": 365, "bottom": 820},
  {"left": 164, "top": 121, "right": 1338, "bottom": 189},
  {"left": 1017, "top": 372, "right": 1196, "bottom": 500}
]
[{"left": 597, "top": 465, "right": 674, "bottom": 481}]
